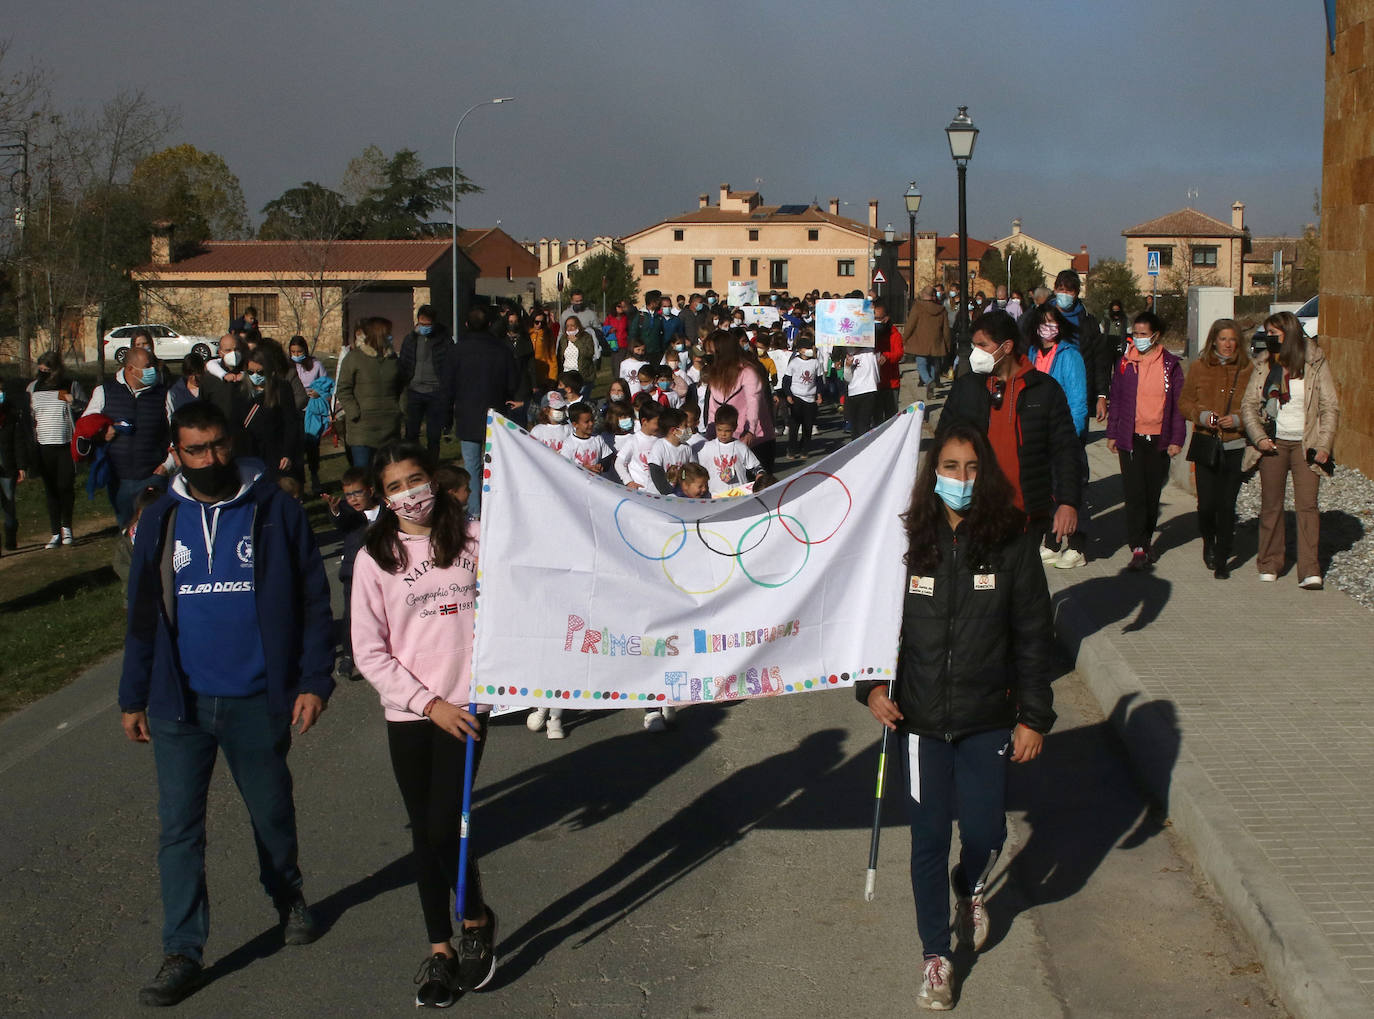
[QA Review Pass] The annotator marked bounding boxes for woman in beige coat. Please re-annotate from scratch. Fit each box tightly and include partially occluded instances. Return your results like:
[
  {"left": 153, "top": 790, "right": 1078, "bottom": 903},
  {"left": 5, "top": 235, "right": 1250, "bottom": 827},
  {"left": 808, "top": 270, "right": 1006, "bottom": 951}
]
[{"left": 1240, "top": 311, "right": 1339, "bottom": 588}]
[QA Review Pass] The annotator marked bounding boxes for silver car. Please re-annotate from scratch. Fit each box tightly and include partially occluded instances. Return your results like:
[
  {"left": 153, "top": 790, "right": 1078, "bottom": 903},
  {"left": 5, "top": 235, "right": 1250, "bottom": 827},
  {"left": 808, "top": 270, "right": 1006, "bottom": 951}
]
[{"left": 103, "top": 324, "right": 216, "bottom": 365}]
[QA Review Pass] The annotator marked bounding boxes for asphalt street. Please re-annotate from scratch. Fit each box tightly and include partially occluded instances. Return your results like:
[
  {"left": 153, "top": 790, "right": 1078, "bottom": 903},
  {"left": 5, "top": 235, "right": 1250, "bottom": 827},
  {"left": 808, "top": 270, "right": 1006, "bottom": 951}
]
[{"left": 0, "top": 393, "right": 1285, "bottom": 1017}]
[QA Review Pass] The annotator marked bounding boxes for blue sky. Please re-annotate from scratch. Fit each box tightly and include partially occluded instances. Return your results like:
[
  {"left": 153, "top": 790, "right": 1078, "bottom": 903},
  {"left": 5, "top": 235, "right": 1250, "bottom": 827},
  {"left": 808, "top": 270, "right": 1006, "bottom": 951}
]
[{"left": 7, "top": 0, "right": 1326, "bottom": 262}]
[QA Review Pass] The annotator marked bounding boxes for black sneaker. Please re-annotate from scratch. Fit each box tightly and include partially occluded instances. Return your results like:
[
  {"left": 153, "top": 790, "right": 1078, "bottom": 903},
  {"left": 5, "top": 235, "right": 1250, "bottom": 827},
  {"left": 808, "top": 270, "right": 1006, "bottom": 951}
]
[
  {"left": 138, "top": 954, "right": 203, "bottom": 1007},
  {"left": 414, "top": 952, "right": 459, "bottom": 1008},
  {"left": 455, "top": 908, "right": 497, "bottom": 991},
  {"left": 279, "top": 896, "right": 320, "bottom": 945}
]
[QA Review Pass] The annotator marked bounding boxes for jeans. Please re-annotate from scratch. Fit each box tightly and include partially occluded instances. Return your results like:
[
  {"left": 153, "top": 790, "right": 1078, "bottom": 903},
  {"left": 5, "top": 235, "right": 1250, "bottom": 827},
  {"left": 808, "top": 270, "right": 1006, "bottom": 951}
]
[
  {"left": 114, "top": 474, "right": 167, "bottom": 529},
  {"left": 915, "top": 356, "right": 938, "bottom": 386},
  {"left": 903, "top": 728, "right": 1010, "bottom": 957},
  {"left": 405, "top": 388, "right": 447, "bottom": 457},
  {"left": 1117, "top": 435, "right": 1170, "bottom": 551},
  {"left": 149, "top": 692, "right": 303, "bottom": 963},
  {"left": 460, "top": 440, "right": 484, "bottom": 518},
  {"left": 349, "top": 445, "right": 374, "bottom": 471},
  {"left": 387, "top": 716, "right": 489, "bottom": 943}
]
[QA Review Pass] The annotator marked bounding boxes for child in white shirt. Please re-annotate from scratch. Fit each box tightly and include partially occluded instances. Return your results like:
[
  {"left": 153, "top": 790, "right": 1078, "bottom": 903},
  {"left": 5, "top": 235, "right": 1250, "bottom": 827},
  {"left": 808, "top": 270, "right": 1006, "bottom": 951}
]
[
  {"left": 614, "top": 401, "right": 662, "bottom": 491},
  {"left": 784, "top": 344, "right": 823, "bottom": 457},
  {"left": 529, "top": 391, "right": 572, "bottom": 452},
  {"left": 695, "top": 403, "right": 761, "bottom": 496},
  {"left": 619, "top": 339, "right": 648, "bottom": 394},
  {"left": 560, "top": 402, "right": 615, "bottom": 474},
  {"left": 683, "top": 404, "right": 707, "bottom": 458},
  {"left": 647, "top": 407, "right": 695, "bottom": 494}
]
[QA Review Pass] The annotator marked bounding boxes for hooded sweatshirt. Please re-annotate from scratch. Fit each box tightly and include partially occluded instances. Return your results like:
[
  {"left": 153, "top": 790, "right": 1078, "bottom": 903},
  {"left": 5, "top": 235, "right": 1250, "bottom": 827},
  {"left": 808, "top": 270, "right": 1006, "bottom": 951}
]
[
  {"left": 169, "top": 462, "right": 268, "bottom": 697},
  {"left": 351, "top": 519, "right": 483, "bottom": 720}
]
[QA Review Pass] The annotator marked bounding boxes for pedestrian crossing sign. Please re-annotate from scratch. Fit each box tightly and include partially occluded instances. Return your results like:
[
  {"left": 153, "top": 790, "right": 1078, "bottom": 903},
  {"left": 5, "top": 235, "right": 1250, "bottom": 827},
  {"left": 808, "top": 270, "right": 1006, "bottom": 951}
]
[{"left": 1147, "top": 251, "right": 1161, "bottom": 276}]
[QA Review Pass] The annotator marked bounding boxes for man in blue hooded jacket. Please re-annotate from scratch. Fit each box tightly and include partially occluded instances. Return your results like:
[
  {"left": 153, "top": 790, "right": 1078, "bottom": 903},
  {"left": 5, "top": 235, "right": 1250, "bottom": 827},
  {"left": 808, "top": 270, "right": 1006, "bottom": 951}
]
[{"left": 119, "top": 399, "right": 335, "bottom": 1007}]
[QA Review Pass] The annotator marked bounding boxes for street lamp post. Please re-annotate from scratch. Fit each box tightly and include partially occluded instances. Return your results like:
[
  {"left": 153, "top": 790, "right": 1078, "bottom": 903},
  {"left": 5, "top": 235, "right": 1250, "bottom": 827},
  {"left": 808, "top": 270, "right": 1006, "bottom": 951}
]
[
  {"left": 451, "top": 97, "right": 514, "bottom": 334},
  {"left": 945, "top": 106, "right": 978, "bottom": 362},
  {"left": 904, "top": 182, "right": 922, "bottom": 318}
]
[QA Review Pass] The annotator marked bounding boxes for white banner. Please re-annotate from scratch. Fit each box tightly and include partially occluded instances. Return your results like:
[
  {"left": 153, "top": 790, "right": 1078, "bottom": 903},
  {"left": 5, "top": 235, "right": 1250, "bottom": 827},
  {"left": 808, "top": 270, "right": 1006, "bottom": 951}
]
[
  {"left": 728, "top": 280, "right": 759, "bottom": 307},
  {"left": 471, "top": 406, "right": 924, "bottom": 708}
]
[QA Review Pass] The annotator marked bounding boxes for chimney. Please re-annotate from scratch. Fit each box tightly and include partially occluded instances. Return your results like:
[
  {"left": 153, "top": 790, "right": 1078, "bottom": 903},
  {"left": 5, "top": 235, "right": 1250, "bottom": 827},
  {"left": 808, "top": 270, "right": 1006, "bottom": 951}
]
[
  {"left": 1011, "top": 218, "right": 1022, "bottom": 236},
  {"left": 719, "top": 183, "right": 730, "bottom": 207},
  {"left": 699, "top": 193, "right": 709, "bottom": 209},
  {"left": 150, "top": 220, "right": 173, "bottom": 264},
  {"left": 868, "top": 199, "right": 878, "bottom": 229},
  {"left": 1080, "top": 245, "right": 1088, "bottom": 255},
  {"left": 828, "top": 197, "right": 840, "bottom": 216},
  {"left": 1231, "top": 201, "right": 1245, "bottom": 231}
]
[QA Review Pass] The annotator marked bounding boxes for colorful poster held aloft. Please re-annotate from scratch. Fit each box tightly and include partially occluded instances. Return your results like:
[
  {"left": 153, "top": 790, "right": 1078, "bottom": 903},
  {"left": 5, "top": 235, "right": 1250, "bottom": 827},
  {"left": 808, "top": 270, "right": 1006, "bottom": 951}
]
[
  {"left": 471, "top": 406, "right": 925, "bottom": 709},
  {"left": 814, "top": 298, "right": 874, "bottom": 349},
  {"left": 741, "top": 305, "right": 781, "bottom": 327},
  {"left": 728, "top": 280, "right": 759, "bottom": 307}
]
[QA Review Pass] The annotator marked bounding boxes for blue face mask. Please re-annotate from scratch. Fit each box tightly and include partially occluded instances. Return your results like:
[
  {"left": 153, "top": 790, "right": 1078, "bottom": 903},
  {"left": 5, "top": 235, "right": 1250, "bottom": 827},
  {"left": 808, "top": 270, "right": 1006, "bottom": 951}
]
[
  {"left": 291, "top": 353, "right": 306, "bottom": 363},
  {"left": 1133, "top": 335, "right": 1155, "bottom": 354},
  {"left": 139, "top": 366, "right": 159, "bottom": 386},
  {"left": 0, "top": 390, "right": 6, "bottom": 404},
  {"left": 248, "top": 371, "right": 266, "bottom": 387},
  {"left": 416, "top": 324, "right": 433, "bottom": 336},
  {"left": 1054, "top": 292, "right": 1075, "bottom": 311},
  {"left": 617, "top": 417, "right": 633, "bottom": 430},
  {"left": 657, "top": 380, "right": 670, "bottom": 390},
  {"left": 934, "top": 474, "right": 975, "bottom": 512}
]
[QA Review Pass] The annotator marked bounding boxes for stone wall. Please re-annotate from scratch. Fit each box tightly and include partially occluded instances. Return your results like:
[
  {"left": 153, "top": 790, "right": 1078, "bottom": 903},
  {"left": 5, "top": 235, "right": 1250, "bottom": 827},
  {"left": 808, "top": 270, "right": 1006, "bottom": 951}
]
[{"left": 1321, "top": 0, "right": 1374, "bottom": 474}]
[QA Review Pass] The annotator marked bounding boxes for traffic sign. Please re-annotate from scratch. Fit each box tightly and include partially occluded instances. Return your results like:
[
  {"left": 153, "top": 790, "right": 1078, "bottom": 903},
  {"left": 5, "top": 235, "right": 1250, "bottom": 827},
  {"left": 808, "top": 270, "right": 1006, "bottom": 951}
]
[
  {"left": 1146, "top": 250, "right": 1161, "bottom": 277},
  {"left": 872, "top": 269, "right": 886, "bottom": 284}
]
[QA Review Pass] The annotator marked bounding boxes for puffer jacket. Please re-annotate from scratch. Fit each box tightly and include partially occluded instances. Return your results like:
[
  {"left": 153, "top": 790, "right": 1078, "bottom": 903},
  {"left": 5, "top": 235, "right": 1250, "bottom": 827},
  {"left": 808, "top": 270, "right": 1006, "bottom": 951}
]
[
  {"left": 941, "top": 363, "right": 1082, "bottom": 521},
  {"left": 1240, "top": 347, "right": 1339, "bottom": 472},
  {"left": 336, "top": 345, "right": 402, "bottom": 448},
  {"left": 1179, "top": 350, "right": 1253, "bottom": 450},
  {"left": 902, "top": 298, "right": 951, "bottom": 358},
  {"left": 855, "top": 517, "right": 1056, "bottom": 739}
]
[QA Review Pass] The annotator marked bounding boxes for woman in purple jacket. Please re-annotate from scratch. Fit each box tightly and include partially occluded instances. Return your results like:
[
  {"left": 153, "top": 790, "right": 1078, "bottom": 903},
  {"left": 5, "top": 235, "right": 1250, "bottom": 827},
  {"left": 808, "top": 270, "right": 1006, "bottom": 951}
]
[{"left": 1105, "top": 312, "right": 1185, "bottom": 570}]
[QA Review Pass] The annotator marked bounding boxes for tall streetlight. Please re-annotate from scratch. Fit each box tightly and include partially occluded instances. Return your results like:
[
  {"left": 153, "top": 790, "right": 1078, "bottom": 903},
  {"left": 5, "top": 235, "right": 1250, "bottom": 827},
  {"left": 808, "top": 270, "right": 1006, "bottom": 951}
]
[
  {"left": 904, "top": 182, "right": 922, "bottom": 318},
  {"left": 451, "top": 97, "right": 514, "bottom": 333},
  {"left": 945, "top": 106, "right": 978, "bottom": 357}
]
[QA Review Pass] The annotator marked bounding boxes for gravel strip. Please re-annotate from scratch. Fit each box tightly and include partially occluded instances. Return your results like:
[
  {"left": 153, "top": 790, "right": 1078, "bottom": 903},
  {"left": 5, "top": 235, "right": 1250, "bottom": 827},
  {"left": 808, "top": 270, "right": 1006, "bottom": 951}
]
[{"left": 1234, "top": 463, "right": 1374, "bottom": 610}]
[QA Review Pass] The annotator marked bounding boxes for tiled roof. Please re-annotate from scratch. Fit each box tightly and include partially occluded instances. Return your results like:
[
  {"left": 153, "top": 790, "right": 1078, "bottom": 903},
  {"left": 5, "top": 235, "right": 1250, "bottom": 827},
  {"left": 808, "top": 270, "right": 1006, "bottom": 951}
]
[
  {"left": 1122, "top": 208, "right": 1244, "bottom": 238},
  {"left": 137, "top": 239, "right": 453, "bottom": 275},
  {"left": 1243, "top": 236, "right": 1305, "bottom": 266}
]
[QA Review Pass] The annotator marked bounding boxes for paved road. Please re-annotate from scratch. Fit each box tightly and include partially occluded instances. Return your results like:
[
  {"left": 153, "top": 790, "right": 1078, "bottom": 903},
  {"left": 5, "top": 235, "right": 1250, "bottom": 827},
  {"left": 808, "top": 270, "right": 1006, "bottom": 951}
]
[{"left": 0, "top": 388, "right": 1284, "bottom": 1016}]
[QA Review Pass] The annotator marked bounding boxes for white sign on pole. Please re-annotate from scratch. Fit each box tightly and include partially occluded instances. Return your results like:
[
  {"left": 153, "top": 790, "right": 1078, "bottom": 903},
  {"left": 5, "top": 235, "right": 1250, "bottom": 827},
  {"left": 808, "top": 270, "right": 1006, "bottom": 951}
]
[
  {"left": 1146, "top": 251, "right": 1161, "bottom": 277},
  {"left": 872, "top": 270, "right": 886, "bottom": 285},
  {"left": 301, "top": 290, "right": 313, "bottom": 301}
]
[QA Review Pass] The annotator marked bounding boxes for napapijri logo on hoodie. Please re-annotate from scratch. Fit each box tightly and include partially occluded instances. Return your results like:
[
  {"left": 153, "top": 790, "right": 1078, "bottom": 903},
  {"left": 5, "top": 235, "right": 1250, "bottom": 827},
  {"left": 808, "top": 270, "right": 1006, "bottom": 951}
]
[{"left": 173, "top": 541, "right": 192, "bottom": 573}]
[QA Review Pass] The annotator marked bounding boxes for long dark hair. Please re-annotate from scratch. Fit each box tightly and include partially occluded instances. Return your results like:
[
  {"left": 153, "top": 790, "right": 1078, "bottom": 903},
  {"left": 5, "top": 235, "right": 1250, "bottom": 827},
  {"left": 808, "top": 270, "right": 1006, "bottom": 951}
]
[
  {"left": 1021, "top": 301, "right": 1076, "bottom": 347},
  {"left": 288, "top": 334, "right": 315, "bottom": 371},
  {"left": 365, "top": 441, "right": 472, "bottom": 574},
  {"left": 704, "top": 328, "right": 762, "bottom": 395},
  {"left": 1266, "top": 310, "right": 1307, "bottom": 379},
  {"left": 35, "top": 350, "right": 67, "bottom": 390},
  {"left": 903, "top": 422, "right": 1025, "bottom": 573}
]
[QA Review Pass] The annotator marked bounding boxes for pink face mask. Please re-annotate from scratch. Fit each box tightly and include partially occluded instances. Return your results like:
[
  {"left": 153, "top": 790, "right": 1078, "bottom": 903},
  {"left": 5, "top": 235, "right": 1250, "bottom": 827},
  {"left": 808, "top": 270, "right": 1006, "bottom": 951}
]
[
  {"left": 388, "top": 482, "right": 436, "bottom": 524},
  {"left": 1037, "top": 322, "right": 1059, "bottom": 343}
]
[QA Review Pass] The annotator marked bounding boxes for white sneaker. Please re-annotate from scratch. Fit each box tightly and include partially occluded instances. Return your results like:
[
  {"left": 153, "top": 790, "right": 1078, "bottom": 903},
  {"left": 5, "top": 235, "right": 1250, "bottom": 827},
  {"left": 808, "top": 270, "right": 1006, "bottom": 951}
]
[
  {"left": 43, "top": 535, "right": 61, "bottom": 550},
  {"left": 661, "top": 706, "right": 677, "bottom": 725},
  {"left": 525, "top": 708, "right": 548, "bottom": 732},
  {"left": 916, "top": 955, "right": 954, "bottom": 1011},
  {"left": 1299, "top": 575, "right": 1324, "bottom": 590},
  {"left": 1054, "top": 548, "right": 1086, "bottom": 569},
  {"left": 1039, "top": 543, "right": 1059, "bottom": 563},
  {"left": 60, "top": 527, "right": 74, "bottom": 546},
  {"left": 643, "top": 710, "right": 666, "bottom": 733},
  {"left": 1258, "top": 573, "right": 1277, "bottom": 582},
  {"left": 546, "top": 714, "right": 565, "bottom": 740},
  {"left": 955, "top": 891, "right": 989, "bottom": 951}
]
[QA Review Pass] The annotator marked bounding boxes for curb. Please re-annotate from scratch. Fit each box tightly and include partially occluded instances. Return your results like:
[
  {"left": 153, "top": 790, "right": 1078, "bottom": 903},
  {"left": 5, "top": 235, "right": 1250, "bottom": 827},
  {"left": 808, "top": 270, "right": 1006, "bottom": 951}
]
[{"left": 1053, "top": 588, "right": 1370, "bottom": 1019}]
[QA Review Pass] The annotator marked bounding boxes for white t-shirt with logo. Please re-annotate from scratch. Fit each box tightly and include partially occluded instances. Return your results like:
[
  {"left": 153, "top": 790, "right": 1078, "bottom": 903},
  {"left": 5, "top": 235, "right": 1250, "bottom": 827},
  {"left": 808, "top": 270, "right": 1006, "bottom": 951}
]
[
  {"left": 560, "top": 432, "right": 614, "bottom": 470},
  {"left": 696, "top": 438, "right": 762, "bottom": 496},
  {"left": 615, "top": 430, "right": 659, "bottom": 488},
  {"left": 530, "top": 422, "right": 571, "bottom": 453},
  {"left": 787, "top": 355, "right": 820, "bottom": 402}
]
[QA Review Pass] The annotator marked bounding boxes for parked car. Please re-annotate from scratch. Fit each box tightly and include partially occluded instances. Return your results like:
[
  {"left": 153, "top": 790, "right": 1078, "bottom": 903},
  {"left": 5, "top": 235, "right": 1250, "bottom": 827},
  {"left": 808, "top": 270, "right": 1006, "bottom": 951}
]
[
  {"left": 103, "top": 324, "right": 216, "bottom": 365},
  {"left": 1295, "top": 295, "right": 1318, "bottom": 338}
]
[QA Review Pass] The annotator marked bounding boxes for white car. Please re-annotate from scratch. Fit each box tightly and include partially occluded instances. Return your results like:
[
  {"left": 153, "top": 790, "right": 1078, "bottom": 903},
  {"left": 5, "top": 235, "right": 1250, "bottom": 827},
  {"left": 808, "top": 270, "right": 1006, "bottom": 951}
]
[
  {"left": 103, "top": 324, "right": 216, "bottom": 365},
  {"left": 1295, "top": 295, "right": 1318, "bottom": 338}
]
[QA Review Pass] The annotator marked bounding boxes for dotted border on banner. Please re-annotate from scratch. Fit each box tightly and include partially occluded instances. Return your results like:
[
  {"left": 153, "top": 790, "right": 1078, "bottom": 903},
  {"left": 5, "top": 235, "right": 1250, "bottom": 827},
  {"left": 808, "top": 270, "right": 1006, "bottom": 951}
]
[{"left": 475, "top": 667, "right": 892, "bottom": 702}]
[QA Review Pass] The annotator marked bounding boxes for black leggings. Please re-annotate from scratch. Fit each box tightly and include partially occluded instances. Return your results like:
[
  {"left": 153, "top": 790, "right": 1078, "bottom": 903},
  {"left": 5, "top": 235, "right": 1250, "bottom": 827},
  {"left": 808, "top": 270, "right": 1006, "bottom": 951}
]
[
  {"left": 36, "top": 443, "right": 75, "bottom": 532},
  {"left": 788, "top": 400, "right": 818, "bottom": 454},
  {"left": 1118, "top": 436, "right": 1171, "bottom": 551},
  {"left": 386, "top": 714, "right": 489, "bottom": 943},
  {"left": 1194, "top": 450, "right": 1245, "bottom": 560}
]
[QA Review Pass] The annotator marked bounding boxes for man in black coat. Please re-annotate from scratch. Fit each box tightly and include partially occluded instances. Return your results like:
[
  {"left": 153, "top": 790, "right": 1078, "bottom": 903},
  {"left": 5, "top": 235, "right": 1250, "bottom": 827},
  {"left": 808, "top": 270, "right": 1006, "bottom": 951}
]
[
  {"left": 441, "top": 306, "right": 519, "bottom": 519},
  {"left": 938, "top": 310, "right": 1081, "bottom": 548},
  {"left": 397, "top": 304, "right": 454, "bottom": 457}
]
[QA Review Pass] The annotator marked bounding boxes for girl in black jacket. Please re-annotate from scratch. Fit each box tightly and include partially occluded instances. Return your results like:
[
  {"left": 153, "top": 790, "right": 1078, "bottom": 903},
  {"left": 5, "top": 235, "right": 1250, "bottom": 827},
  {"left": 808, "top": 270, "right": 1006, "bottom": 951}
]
[{"left": 858, "top": 421, "right": 1055, "bottom": 1010}]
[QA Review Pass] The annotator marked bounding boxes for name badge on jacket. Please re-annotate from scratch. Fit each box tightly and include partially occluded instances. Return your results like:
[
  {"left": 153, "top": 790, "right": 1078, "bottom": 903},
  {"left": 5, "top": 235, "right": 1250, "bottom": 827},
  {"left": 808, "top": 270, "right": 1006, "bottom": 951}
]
[
  {"left": 973, "top": 573, "right": 996, "bottom": 591},
  {"left": 909, "top": 576, "right": 935, "bottom": 597}
]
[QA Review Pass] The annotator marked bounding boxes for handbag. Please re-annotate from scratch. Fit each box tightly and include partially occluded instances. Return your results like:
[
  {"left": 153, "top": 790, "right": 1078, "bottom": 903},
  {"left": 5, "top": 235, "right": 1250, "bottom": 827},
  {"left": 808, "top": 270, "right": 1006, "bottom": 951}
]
[{"left": 1186, "top": 360, "right": 1242, "bottom": 471}]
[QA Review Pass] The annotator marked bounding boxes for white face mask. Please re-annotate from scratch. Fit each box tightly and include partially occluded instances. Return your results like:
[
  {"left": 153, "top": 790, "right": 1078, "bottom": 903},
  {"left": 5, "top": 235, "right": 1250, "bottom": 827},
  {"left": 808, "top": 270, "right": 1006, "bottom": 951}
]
[
  {"left": 969, "top": 345, "right": 1002, "bottom": 375},
  {"left": 550, "top": 409, "right": 567, "bottom": 423},
  {"left": 222, "top": 350, "right": 242, "bottom": 369}
]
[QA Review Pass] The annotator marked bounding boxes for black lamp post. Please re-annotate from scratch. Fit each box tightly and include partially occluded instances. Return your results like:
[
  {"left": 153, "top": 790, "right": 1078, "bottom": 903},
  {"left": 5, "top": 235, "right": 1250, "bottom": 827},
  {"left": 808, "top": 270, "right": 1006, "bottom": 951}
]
[
  {"left": 904, "top": 182, "right": 921, "bottom": 316},
  {"left": 945, "top": 106, "right": 978, "bottom": 354}
]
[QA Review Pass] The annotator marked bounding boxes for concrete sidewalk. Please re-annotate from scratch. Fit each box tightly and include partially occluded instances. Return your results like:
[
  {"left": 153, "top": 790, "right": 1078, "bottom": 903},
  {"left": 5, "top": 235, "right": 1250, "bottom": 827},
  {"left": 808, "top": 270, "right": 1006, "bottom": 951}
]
[{"left": 1048, "top": 429, "right": 1374, "bottom": 1019}]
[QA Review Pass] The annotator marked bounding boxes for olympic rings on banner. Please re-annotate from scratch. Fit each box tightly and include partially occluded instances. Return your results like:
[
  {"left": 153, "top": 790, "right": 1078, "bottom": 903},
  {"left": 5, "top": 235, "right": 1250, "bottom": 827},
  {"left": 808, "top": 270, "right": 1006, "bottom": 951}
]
[
  {"left": 694, "top": 502, "right": 771, "bottom": 558},
  {"left": 736, "top": 513, "right": 810, "bottom": 588},
  {"left": 662, "top": 528, "right": 736, "bottom": 594},
  {"left": 614, "top": 499, "right": 687, "bottom": 561},
  {"left": 775, "top": 470, "right": 852, "bottom": 545}
]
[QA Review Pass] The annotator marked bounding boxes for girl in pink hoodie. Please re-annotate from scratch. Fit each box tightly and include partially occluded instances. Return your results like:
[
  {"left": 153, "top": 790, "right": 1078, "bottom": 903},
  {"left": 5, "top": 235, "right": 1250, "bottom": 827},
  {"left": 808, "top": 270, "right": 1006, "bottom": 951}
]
[{"left": 350, "top": 441, "right": 497, "bottom": 1007}]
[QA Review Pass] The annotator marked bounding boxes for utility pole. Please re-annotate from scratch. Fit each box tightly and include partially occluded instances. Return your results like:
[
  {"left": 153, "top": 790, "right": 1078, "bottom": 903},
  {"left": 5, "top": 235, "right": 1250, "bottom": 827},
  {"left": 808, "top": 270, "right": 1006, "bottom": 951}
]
[{"left": 2, "top": 125, "right": 31, "bottom": 368}]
